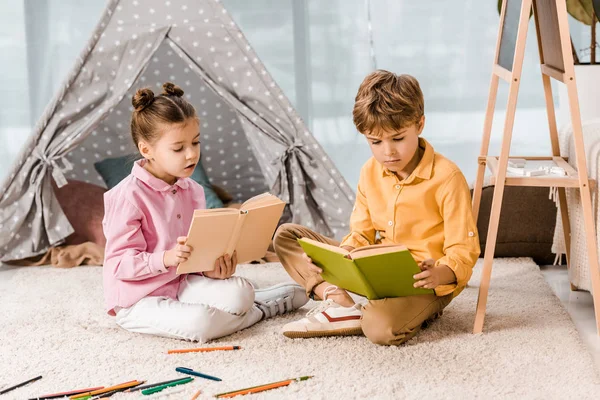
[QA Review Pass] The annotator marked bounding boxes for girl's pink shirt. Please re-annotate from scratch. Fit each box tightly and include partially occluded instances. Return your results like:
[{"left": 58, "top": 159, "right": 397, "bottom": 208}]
[{"left": 102, "top": 159, "right": 206, "bottom": 315}]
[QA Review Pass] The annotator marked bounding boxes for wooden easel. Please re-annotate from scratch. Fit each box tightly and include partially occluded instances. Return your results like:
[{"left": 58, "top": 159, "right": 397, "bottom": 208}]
[{"left": 472, "top": 0, "right": 600, "bottom": 335}]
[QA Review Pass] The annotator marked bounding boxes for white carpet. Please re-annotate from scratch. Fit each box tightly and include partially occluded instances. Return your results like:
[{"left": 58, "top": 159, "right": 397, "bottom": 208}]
[{"left": 1, "top": 258, "right": 599, "bottom": 399}]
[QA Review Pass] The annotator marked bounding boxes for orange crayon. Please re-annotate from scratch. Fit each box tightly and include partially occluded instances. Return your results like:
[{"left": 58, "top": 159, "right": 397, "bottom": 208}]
[
  {"left": 215, "top": 376, "right": 312, "bottom": 398},
  {"left": 70, "top": 380, "right": 142, "bottom": 399},
  {"left": 168, "top": 345, "right": 241, "bottom": 354}
]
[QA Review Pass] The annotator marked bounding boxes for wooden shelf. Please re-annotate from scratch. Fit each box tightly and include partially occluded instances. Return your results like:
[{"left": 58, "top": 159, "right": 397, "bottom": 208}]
[{"left": 479, "top": 156, "right": 595, "bottom": 189}]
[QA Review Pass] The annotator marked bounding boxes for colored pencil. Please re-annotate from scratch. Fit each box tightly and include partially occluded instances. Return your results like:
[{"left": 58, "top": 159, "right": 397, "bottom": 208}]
[
  {"left": 214, "top": 376, "right": 313, "bottom": 398},
  {"left": 168, "top": 345, "right": 241, "bottom": 354},
  {"left": 28, "top": 386, "right": 104, "bottom": 400},
  {"left": 190, "top": 389, "right": 202, "bottom": 400},
  {"left": 0, "top": 376, "right": 43, "bottom": 395},
  {"left": 125, "top": 377, "right": 191, "bottom": 392},
  {"left": 70, "top": 380, "right": 142, "bottom": 399},
  {"left": 176, "top": 367, "right": 221, "bottom": 382},
  {"left": 90, "top": 381, "right": 145, "bottom": 399},
  {"left": 141, "top": 377, "right": 193, "bottom": 395}
]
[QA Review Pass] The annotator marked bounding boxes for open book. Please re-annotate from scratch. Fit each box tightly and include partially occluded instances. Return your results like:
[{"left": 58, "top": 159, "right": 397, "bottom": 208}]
[
  {"left": 298, "top": 238, "right": 433, "bottom": 299},
  {"left": 176, "top": 193, "right": 286, "bottom": 274}
]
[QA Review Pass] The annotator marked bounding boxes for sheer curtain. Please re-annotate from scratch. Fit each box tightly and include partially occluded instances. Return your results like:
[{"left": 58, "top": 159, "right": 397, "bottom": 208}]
[
  {"left": 225, "top": 0, "right": 587, "bottom": 188},
  {"left": 0, "top": 0, "right": 588, "bottom": 188},
  {"left": 0, "top": 0, "right": 105, "bottom": 184}
]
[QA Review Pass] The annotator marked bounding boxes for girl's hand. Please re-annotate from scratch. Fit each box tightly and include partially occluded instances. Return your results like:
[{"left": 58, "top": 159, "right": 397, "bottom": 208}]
[
  {"left": 163, "top": 236, "right": 192, "bottom": 268},
  {"left": 204, "top": 251, "right": 237, "bottom": 280}
]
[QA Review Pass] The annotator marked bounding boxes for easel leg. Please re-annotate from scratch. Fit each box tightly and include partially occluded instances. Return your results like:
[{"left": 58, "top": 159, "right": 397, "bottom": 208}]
[
  {"left": 578, "top": 186, "right": 600, "bottom": 334},
  {"left": 473, "top": 181, "right": 505, "bottom": 334},
  {"left": 556, "top": 187, "right": 576, "bottom": 289},
  {"left": 472, "top": 75, "right": 500, "bottom": 222}
]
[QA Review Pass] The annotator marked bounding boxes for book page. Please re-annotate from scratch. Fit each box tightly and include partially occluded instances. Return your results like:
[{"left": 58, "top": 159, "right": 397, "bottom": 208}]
[
  {"left": 350, "top": 244, "right": 408, "bottom": 260},
  {"left": 192, "top": 208, "right": 238, "bottom": 215},
  {"left": 240, "top": 192, "right": 276, "bottom": 209},
  {"left": 176, "top": 211, "right": 241, "bottom": 274},
  {"left": 234, "top": 198, "right": 286, "bottom": 263}
]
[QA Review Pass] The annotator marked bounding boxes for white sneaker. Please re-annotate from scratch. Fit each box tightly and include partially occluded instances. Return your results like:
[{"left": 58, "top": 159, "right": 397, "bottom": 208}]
[
  {"left": 281, "top": 299, "right": 363, "bottom": 338},
  {"left": 254, "top": 283, "right": 309, "bottom": 319}
]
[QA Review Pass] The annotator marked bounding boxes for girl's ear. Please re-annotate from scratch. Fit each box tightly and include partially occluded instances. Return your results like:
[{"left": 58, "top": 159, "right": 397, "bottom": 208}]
[{"left": 138, "top": 140, "right": 153, "bottom": 161}]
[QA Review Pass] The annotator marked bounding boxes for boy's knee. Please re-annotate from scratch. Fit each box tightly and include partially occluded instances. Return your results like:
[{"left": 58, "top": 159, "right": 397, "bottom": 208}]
[
  {"left": 361, "top": 304, "right": 413, "bottom": 346},
  {"left": 273, "top": 224, "right": 306, "bottom": 259},
  {"left": 273, "top": 223, "right": 298, "bottom": 246}
]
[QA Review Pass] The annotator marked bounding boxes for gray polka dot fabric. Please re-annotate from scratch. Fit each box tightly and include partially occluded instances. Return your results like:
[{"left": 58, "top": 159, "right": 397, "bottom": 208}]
[{"left": 0, "top": 0, "right": 354, "bottom": 262}]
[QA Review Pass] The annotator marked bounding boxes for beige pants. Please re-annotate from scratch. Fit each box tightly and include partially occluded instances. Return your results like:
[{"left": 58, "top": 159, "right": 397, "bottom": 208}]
[{"left": 273, "top": 223, "right": 452, "bottom": 346}]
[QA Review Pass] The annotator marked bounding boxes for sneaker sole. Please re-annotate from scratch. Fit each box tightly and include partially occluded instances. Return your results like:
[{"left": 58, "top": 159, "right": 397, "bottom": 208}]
[{"left": 283, "top": 327, "right": 363, "bottom": 338}]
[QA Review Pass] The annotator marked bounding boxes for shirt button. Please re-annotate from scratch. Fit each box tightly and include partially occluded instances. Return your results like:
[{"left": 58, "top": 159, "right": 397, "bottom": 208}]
[
  {"left": 388, "top": 220, "right": 393, "bottom": 226},
  {"left": 395, "top": 184, "right": 401, "bottom": 189},
  {"left": 177, "top": 214, "right": 181, "bottom": 219},
  {"left": 172, "top": 189, "right": 177, "bottom": 194},
  {"left": 468, "top": 231, "right": 474, "bottom": 237}
]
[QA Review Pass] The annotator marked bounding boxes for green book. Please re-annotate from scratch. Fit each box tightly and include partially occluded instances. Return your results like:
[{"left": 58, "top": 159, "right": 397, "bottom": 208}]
[{"left": 298, "top": 238, "right": 433, "bottom": 299}]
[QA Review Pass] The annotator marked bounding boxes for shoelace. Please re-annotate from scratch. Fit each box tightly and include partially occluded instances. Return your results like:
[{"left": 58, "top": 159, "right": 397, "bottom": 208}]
[
  {"left": 306, "top": 299, "right": 335, "bottom": 317},
  {"left": 305, "top": 285, "right": 340, "bottom": 317}
]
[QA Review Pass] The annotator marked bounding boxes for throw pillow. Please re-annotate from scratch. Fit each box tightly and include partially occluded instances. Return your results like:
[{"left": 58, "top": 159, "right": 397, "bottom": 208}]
[
  {"left": 52, "top": 179, "right": 107, "bottom": 247},
  {"left": 94, "top": 154, "right": 223, "bottom": 208}
]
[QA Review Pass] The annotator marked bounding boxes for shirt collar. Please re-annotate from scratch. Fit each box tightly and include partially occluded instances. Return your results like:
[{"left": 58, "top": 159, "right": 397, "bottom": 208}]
[
  {"left": 382, "top": 137, "right": 434, "bottom": 182},
  {"left": 132, "top": 159, "right": 190, "bottom": 192}
]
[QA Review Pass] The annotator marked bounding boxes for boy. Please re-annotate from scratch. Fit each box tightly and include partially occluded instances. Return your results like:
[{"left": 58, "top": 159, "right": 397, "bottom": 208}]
[{"left": 273, "top": 70, "right": 480, "bottom": 345}]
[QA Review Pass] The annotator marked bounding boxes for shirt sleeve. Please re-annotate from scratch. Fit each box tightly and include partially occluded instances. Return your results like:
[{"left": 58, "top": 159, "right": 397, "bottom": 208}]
[
  {"left": 102, "top": 195, "right": 168, "bottom": 281},
  {"left": 434, "top": 170, "right": 481, "bottom": 297},
  {"left": 340, "top": 167, "right": 376, "bottom": 249}
]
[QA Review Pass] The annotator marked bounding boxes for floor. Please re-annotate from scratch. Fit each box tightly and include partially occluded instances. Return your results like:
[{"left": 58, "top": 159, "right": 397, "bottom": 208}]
[
  {"left": 540, "top": 264, "right": 600, "bottom": 370},
  {"left": 1, "top": 262, "right": 599, "bottom": 369}
]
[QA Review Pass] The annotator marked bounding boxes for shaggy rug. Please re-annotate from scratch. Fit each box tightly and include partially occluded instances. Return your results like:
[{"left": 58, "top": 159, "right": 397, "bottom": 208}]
[{"left": 1, "top": 258, "right": 599, "bottom": 399}]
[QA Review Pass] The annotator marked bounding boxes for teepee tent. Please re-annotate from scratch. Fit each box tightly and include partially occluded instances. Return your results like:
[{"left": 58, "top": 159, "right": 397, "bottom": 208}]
[{"left": 0, "top": 0, "right": 354, "bottom": 262}]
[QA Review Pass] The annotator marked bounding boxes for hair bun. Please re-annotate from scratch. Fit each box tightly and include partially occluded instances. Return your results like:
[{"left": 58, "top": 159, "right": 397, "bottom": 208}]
[
  {"left": 132, "top": 88, "right": 155, "bottom": 112},
  {"left": 162, "top": 82, "right": 184, "bottom": 97}
]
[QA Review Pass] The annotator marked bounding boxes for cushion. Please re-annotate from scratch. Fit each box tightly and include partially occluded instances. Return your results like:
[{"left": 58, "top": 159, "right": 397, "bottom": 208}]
[
  {"left": 94, "top": 154, "right": 224, "bottom": 209},
  {"left": 52, "top": 179, "right": 107, "bottom": 247},
  {"left": 212, "top": 184, "right": 233, "bottom": 204},
  {"left": 473, "top": 186, "right": 557, "bottom": 265}
]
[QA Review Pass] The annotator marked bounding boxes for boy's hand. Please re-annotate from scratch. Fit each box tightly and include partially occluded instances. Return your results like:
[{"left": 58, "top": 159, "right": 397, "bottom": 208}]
[
  {"left": 340, "top": 245, "right": 354, "bottom": 259},
  {"left": 302, "top": 245, "right": 355, "bottom": 273},
  {"left": 204, "top": 251, "right": 237, "bottom": 280},
  {"left": 413, "top": 259, "right": 457, "bottom": 289},
  {"left": 163, "top": 236, "right": 192, "bottom": 268},
  {"left": 302, "top": 252, "right": 322, "bottom": 274}
]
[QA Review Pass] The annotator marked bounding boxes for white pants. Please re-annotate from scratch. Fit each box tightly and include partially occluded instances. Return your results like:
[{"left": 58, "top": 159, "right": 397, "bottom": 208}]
[{"left": 115, "top": 275, "right": 263, "bottom": 343}]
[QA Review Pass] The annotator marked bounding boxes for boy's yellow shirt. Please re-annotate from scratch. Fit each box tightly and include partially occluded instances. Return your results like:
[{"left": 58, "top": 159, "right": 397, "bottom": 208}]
[{"left": 340, "top": 137, "right": 481, "bottom": 297}]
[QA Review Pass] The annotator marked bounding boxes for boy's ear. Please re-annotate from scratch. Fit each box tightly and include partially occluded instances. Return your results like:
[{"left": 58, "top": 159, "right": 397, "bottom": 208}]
[
  {"left": 417, "top": 115, "right": 426, "bottom": 135},
  {"left": 138, "top": 140, "right": 153, "bottom": 161}
]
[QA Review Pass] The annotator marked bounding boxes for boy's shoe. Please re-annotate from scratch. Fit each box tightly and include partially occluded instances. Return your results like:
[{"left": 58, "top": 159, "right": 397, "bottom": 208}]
[
  {"left": 281, "top": 299, "right": 363, "bottom": 338},
  {"left": 254, "top": 283, "right": 309, "bottom": 319}
]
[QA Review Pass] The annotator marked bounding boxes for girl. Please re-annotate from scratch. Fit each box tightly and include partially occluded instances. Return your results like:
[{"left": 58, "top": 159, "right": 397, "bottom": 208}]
[{"left": 102, "top": 82, "right": 307, "bottom": 342}]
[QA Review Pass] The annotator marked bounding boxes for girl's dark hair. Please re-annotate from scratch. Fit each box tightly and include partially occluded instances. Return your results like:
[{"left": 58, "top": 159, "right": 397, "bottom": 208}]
[{"left": 130, "top": 82, "right": 198, "bottom": 147}]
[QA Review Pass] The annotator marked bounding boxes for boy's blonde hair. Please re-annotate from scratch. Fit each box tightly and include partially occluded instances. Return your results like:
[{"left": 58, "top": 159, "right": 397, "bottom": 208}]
[{"left": 352, "top": 70, "right": 424, "bottom": 137}]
